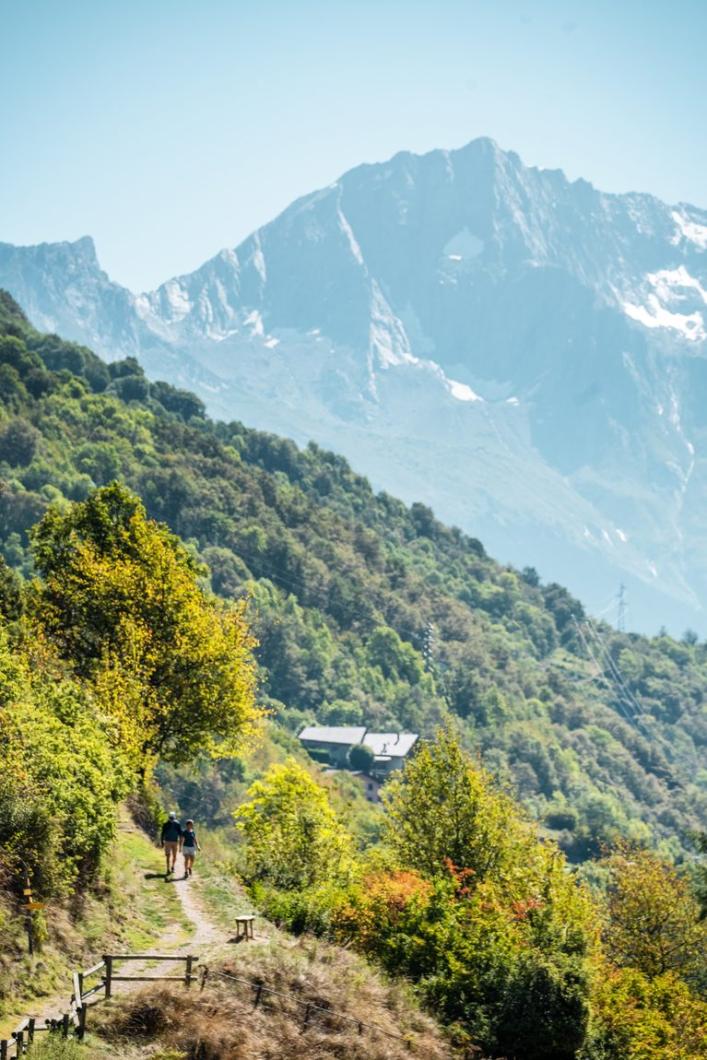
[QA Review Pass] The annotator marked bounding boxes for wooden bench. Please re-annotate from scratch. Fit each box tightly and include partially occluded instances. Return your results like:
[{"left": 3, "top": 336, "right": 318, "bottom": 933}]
[{"left": 234, "top": 915, "right": 255, "bottom": 941}]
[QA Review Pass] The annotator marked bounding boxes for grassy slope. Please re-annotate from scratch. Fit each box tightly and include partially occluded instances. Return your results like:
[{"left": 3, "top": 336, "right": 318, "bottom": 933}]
[
  {"left": 86, "top": 939, "right": 455, "bottom": 1060},
  {"left": 0, "top": 810, "right": 189, "bottom": 1034},
  {"left": 9, "top": 805, "right": 455, "bottom": 1060}
]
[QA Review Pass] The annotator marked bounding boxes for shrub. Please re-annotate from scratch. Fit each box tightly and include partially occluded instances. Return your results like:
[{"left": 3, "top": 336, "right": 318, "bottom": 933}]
[
  {"left": 0, "top": 417, "right": 39, "bottom": 466},
  {"left": 349, "top": 743, "right": 375, "bottom": 773},
  {"left": 235, "top": 761, "right": 355, "bottom": 890},
  {"left": 584, "top": 963, "right": 707, "bottom": 1059}
]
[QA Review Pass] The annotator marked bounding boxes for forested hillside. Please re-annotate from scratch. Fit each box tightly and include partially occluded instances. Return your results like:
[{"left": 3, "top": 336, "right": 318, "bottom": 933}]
[{"left": 0, "top": 289, "right": 705, "bottom": 860}]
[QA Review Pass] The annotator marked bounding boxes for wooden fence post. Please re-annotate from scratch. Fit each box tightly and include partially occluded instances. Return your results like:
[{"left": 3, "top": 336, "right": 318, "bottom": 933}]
[
  {"left": 185, "top": 955, "right": 194, "bottom": 989},
  {"left": 27, "top": 1018, "right": 35, "bottom": 1044},
  {"left": 61, "top": 1013, "right": 70, "bottom": 1039},
  {"left": 23, "top": 868, "right": 34, "bottom": 956},
  {"left": 78, "top": 1003, "right": 88, "bottom": 1041},
  {"left": 0, "top": 1039, "right": 7, "bottom": 1060},
  {"left": 253, "top": 983, "right": 263, "bottom": 1008},
  {"left": 14, "top": 1031, "right": 23, "bottom": 1054},
  {"left": 104, "top": 955, "right": 113, "bottom": 999}
]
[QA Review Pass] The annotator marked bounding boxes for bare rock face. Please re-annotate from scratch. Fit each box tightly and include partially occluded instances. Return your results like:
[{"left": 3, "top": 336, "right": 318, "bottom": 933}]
[{"left": 2, "top": 137, "right": 707, "bottom": 632}]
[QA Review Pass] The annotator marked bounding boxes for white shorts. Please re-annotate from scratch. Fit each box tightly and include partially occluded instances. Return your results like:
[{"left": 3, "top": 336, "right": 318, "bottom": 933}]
[{"left": 182, "top": 846, "right": 197, "bottom": 858}]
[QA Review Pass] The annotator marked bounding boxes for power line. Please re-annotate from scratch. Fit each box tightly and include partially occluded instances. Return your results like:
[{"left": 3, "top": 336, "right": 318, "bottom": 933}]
[
  {"left": 577, "top": 617, "right": 682, "bottom": 788},
  {"left": 229, "top": 542, "right": 685, "bottom": 781},
  {"left": 585, "top": 620, "right": 655, "bottom": 734},
  {"left": 572, "top": 617, "right": 646, "bottom": 734},
  {"left": 585, "top": 619, "right": 652, "bottom": 730}
]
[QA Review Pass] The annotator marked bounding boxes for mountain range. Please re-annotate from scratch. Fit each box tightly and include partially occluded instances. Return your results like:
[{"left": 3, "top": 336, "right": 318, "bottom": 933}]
[{"left": 3, "top": 137, "right": 707, "bottom": 632}]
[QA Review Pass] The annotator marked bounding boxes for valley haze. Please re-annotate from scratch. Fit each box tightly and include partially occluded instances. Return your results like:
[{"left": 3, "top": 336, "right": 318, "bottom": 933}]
[{"left": 3, "top": 137, "right": 707, "bottom": 635}]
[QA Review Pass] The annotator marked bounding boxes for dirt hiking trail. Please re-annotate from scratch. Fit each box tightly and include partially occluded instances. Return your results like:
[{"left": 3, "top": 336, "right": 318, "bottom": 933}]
[{"left": 4, "top": 817, "right": 231, "bottom": 1032}]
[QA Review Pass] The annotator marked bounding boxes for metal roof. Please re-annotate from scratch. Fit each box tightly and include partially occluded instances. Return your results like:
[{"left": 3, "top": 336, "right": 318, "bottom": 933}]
[
  {"left": 298, "top": 726, "right": 367, "bottom": 746},
  {"left": 363, "top": 732, "right": 419, "bottom": 757}
]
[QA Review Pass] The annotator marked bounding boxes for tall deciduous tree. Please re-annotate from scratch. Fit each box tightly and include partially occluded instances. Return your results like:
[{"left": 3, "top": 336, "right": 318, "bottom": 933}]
[
  {"left": 235, "top": 761, "right": 354, "bottom": 889},
  {"left": 383, "top": 725, "right": 531, "bottom": 882},
  {"left": 30, "top": 483, "right": 260, "bottom": 767},
  {"left": 602, "top": 845, "right": 707, "bottom": 985}
]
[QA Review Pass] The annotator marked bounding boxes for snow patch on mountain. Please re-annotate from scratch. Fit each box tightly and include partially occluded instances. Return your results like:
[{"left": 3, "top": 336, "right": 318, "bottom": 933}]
[
  {"left": 133, "top": 295, "right": 150, "bottom": 322},
  {"left": 623, "top": 298, "right": 704, "bottom": 340},
  {"left": 337, "top": 207, "right": 365, "bottom": 266},
  {"left": 369, "top": 283, "right": 417, "bottom": 370},
  {"left": 671, "top": 210, "right": 707, "bottom": 250},
  {"left": 624, "top": 266, "right": 707, "bottom": 340},
  {"left": 251, "top": 235, "right": 267, "bottom": 283},
  {"left": 244, "top": 309, "right": 264, "bottom": 337},
  {"left": 447, "top": 379, "right": 482, "bottom": 402},
  {"left": 647, "top": 267, "right": 707, "bottom": 304},
  {"left": 164, "top": 280, "right": 192, "bottom": 319}
]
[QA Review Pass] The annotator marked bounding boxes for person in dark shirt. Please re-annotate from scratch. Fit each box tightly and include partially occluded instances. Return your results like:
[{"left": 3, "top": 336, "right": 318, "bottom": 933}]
[
  {"left": 160, "top": 812, "right": 182, "bottom": 875},
  {"left": 181, "top": 819, "right": 201, "bottom": 878}
]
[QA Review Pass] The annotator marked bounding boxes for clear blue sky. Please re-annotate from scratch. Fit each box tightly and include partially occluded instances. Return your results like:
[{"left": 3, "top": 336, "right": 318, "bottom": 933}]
[{"left": 2, "top": 0, "right": 705, "bottom": 292}]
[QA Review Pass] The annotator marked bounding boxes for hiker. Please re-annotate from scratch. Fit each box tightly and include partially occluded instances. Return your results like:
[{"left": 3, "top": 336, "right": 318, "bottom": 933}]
[
  {"left": 160, "top": 811, "right": 183, "bottom": 875},
  {"left": 181, "top": 819, "right": 201, "bottom": 878}
]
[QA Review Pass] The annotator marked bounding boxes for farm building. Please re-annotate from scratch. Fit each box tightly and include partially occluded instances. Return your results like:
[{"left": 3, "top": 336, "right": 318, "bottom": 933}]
[{"left": 298, "top": 725, "right": 419, "bottom": 776}]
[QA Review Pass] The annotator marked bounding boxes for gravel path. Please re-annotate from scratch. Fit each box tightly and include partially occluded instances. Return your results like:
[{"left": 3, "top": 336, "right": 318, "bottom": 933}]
[
  {"left": 4, "top": 832, "right": 225, "bottom": 1034},
  {"left": 169, "top": 865, "right": 223, "bottom": 950}
]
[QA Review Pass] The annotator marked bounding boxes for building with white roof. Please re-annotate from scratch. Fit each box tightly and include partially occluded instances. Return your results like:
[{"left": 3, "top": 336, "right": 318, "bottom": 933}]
[
  {"left": 298, "top": 724, "right": 419, "bottom": 776},
  {"left": 362, "top": 731, "right": 420, "bottom": 774},
  {"left": 298, "top": 725, "right": 367, "bottom": 766}
]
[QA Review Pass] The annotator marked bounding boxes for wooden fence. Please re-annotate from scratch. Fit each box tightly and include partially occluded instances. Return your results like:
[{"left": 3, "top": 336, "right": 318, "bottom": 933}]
[
  {"left": 0, "top": 953, "right": 196, "bottom": 1057},
  {"left": 2, "top": 955, "right": 406, "bottom": 1054}
]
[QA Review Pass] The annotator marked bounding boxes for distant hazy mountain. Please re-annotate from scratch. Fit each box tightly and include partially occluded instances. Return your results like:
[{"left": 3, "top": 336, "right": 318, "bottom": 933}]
[{"left": 3, "top": 137, "right": 707, "bottom": 633}]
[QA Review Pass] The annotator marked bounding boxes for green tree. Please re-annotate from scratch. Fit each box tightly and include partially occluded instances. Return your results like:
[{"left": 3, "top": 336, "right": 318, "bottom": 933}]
[
  {"left": 0, "top": 625, "right": 130, "bottom": 896},
  {"left": 383, "top": 726, "right": 528, "bottom": 881},
  {"left": 601, "top": 845, "right": 707, "bottom": 985},
  {"left": 349, "top": 743, "right": 375, "bottom": 773},
  {"left": 235, "top": 761, "right": 355, "bottom": 890},
  {"left": 586, "top": 964, "right": 707, "bottom": 1060},
  {"left": 366, "top": 626, "right": 424, "bottom": 684},
  {"left": 30, "top": 483, "right": 260, "bottom": 767},
  {"left": 0, "top": 416, "right": 39, "bottom": 466},
  {"left": 0, "top": 555, "right": 22, "bottom": 619},
  {"left": 692, "top": 831, "right": 707, "bottom": 920}
]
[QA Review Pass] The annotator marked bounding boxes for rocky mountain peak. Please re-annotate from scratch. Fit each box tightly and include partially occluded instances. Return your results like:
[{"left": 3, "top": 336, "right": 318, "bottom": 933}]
[{"left": 1, "top": 142, "right": 706, "bottom": 631}]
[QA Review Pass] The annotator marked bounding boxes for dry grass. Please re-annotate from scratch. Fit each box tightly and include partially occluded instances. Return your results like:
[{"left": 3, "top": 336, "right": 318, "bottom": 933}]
[
  {"left": 94, "top": 937, "right": 456, "bottom": 1059},
  {"left": 0, "top": 810, "right": 187, "bottom": 1034}
]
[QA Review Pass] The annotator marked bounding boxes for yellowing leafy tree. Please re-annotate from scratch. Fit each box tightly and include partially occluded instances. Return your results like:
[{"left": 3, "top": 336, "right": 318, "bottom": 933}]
[
  {"left": 235, "top": 761, "right": 355, "bottom": 890},
  {"left": 30, "top": 484, "right": 260, "bottom": 769},
  {"left": 601, "top": 844, "right": 707, "bottom": 986},
  {"left": 301, "top": 728, "right": 596, "bottom": 1059},
  {"left": 586, "top": 962, "right": 707, "bottom": 1060}
]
